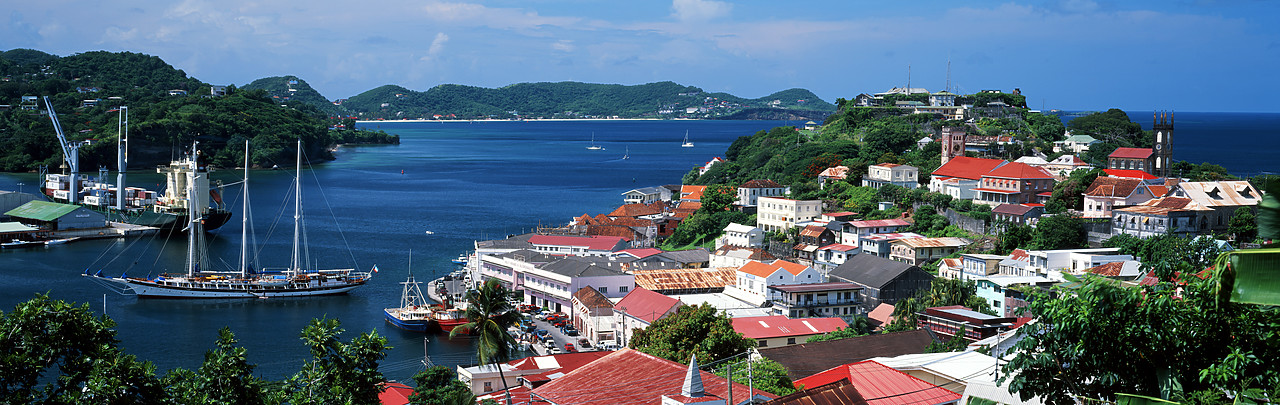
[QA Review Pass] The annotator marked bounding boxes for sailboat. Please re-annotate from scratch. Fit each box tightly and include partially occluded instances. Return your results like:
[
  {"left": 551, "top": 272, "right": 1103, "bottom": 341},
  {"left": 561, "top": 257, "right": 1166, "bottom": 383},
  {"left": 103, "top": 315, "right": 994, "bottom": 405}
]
[
  {"left": 681, "top": 130, "right": 694, "bottom": 148},
  {"left": 586, "top": 132, "right": 604, "bottom": 150},
  {"left": 86, "top": 140, "right": 374, "bottom": 298},
  {"left": 384, "top": 253, "right": 433, "bottom": 332},
  {"left": 622, "top": 147, "right": 630, "bottom": 160}
]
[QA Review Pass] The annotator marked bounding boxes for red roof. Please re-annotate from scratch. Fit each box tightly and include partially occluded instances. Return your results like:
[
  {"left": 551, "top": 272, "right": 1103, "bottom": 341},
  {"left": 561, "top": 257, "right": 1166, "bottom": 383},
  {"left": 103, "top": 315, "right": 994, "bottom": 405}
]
[
  {"left": 506, "top": 351, "right": 614, "bottom": 384},
  {"left": 984, "top": 161, "right": 1054, "bottom": 179},
  {"left": 1109, "top": 147, "right": 1154, "bottom": 159},
  {"left": 681, "top": 185, "right": 706, "bottom": 200},
  {"left": 794, "top": 360, "right": 961, "bottom": 405},
  {"left": 848, "top": 218, "right": 910, "bottom": 228},
  {"left": 528, "top": 235, "right": 626, "bottom": 251},
  {"left": 609, "top": 203, "right": 662, "bottom": 218},
  {"left": 1104, "top": 168, "right": 1159, "bottom": 180},
  {"left": 931, "top": 157, "right": 1007, "bottom": 180},
  {"left": 818, "top": 244, "right": 859, "bottom": 252},
  {"left": 378, "top": 382, "right": 414, "bottom": 405},
  {"left": 731, "top": 315, "right": 847, "bottom": 339},
  {"left": 741, "top": 179, "right": 783, "bottom": 189},
  {"left": 970, "top": 187, "right": 1020, "bottom": 194},
  {"left": 614, "top": 287, "right": 681, "bottom": 323},
  {"left": 530, "top": 349, "right": 773, "bottom": 404},
  {"left": 1008, "top": 249, "right": 1030, "bottom": 262},
  {"left": 738, "top": 260, "right": 809, "bottom": 278},
  {"left": 617, "top": 248, "right": 662, "bottom": 258}
]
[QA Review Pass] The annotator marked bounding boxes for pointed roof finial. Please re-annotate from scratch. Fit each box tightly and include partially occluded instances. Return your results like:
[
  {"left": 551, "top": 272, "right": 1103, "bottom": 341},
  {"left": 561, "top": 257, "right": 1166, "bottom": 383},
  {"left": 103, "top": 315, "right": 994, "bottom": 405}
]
[{"left": 681, "top": 354, "right": 705, "bottom": 398}]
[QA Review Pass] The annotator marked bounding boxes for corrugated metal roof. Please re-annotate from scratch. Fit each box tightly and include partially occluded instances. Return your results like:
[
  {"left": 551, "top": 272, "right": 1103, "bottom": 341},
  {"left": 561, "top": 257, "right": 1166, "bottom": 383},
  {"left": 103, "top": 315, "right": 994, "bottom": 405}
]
[
  {"left": 731, "top": 315, "right": 847, "bottom": 339},
  {"left": 762, "top": 379, "right": 869, "bottom": 405},
  {"left": 613, "top": 287, "right": 681, "bottom": 323},
  {"left": 0, "top": 222, "right": 39, "bottom": 233},
  {"left": 633, "top": 267, "right": 736, "bottom": 291},
  {"left": 794, "top": 360, "right": 961, "bottom": 405},
  {"left": 529, "top": 349, "right": 772, "bottom": 404},
  {"left": 894, "top": 237, "right": 970, "bottom": 248},
  {"left": 5, "top": 201, "right": 80, "bottom": 222}
]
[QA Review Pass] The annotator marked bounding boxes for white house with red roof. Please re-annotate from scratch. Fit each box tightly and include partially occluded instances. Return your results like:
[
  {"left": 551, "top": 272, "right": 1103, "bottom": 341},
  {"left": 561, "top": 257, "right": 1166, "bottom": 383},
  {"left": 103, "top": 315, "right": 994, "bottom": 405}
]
[
  {"left": 728, "top": 259, "right": 822, "bottom": 303},
  {"left": 680, "top": 185, "right": 707, "bottom": 201},
  {"left": 1082, "top": 176, "right": 1160, "bottom": 218},
  {"left": 698, "top": 157, "right": 725, "bottom": 175},
  {"left": 929, "top": 157, "right": 1008, "bottom": 200},
  {"left": 735, "top": 179, "right": 788, "bottom": 207},
  {"left": 731, "top": 315, "right": 849, "bottom": 348},
  {"left": 457, "top": 351, "right": 612, "bottom": 395},
  {"left": 612, "top": 287, "right": 682, "bottom": 346},
  {"left": 844, "top": 218, "right": 911, "bottom": 240},
  {"left": 528, "top": 234, "right": 628, "bottom": 257},
  {"left": 813, "top": 243, "right": 860, "bottom": 273},
  {"left": 817, "top": 165, "right": 850, "bottom": 187},
  {"left": 756, "top": 196, "right": 823, "bottom": 232},
  {"left": 972, "top": 162, "right": 1056, "bottom": 206}
]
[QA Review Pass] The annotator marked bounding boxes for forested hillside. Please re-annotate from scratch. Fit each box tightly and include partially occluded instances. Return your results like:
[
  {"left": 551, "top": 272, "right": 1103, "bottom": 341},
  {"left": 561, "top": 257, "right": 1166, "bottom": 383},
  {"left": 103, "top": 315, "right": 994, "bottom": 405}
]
[{"left": 241, "top": 76, "right": 352, "bottom": 117}]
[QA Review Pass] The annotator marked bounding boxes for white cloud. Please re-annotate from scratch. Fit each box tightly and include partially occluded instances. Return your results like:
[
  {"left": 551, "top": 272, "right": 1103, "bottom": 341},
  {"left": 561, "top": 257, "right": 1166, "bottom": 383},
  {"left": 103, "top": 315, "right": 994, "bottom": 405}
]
[
  {"left": 419, "top": 1, "right": 580, "bottom": 31},
  {"left": 671, "top": 0, "right": 731, "bottom": 22},
  {"left": 421, "top": 32, "right": 449, "bottom": 62},
  {"left": 551, "top": 40, "right": 574, "bottom": 52}
]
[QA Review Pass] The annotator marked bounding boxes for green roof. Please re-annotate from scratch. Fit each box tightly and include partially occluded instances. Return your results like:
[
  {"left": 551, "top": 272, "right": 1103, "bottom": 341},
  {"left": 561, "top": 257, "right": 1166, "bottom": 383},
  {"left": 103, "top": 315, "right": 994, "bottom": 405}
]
[
  {"left": 5, "top": 200, "right": 80, "bottom": 221},
  {"left": 0, "top": 222, "right": 38, "bottom": 233},
  {"left": 1063, "top": 134, "right": 1100, "bottom": 143}
]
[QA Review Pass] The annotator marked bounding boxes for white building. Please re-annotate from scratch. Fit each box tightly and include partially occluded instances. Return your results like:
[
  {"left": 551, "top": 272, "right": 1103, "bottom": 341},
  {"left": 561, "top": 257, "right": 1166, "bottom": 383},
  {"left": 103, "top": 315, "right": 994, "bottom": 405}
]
[
  {"left": 862, "top": 163, "right": 919, "bottom": 189},
  {"left": 736, "top": 179, "right": 788, "bottom": 207},
  {"left": 728, "top": 260, "right": 823, "bottom": 304},
  {"left": 756, "top": 197, "right": 822, "bottom": 233},
  {"left": 717, "top": 222, "right": 764, "bottom": 249}
]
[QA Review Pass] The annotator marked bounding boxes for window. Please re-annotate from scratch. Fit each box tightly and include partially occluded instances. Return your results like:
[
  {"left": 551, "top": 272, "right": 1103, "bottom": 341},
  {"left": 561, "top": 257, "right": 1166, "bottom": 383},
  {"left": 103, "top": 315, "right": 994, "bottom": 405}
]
[
  {"left": 484, "top": 381, "right": 492, "bottom": 391},
  {"left": 787, "top": 338, "right": 796, "bottom": 345},
  {"left": 758, "top": 340, "right": 768, "bottom": 347},
  {"left": 619, "top": 286, "right": 628, "bottom": 293},
  {"left": 598, "top": 287, "right": 607, "bottom": 294}
]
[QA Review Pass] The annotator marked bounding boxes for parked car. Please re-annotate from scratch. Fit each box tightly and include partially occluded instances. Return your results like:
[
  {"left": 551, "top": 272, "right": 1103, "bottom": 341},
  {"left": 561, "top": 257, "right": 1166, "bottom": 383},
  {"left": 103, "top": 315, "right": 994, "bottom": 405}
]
[
  {"left": 564, "top": 343, "right": 577, "bottom": 353},
  {"left": 534, "top": 329, "right": 549, "bottom": 338},
  {"left": 546, "top": 346, "right": 562, "bottom": 354},
  {"left": 577, "top": 338, "right": 592, "bottom": 348},
  {"left": 561, "top": 326, "right": 578, "bottom": 336},
  {"left": 535, "top": 313, "right": 548, "bottom": 320}
]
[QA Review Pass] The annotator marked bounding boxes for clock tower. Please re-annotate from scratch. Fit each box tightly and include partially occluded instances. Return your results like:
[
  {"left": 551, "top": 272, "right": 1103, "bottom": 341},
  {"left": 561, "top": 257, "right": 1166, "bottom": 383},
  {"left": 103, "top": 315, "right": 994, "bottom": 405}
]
[
  {"left": 1153, "top": 111, "right": 1173, "bottom": 178},
  {"left": 941, "top": 127, "right": 967, "bottom": 165}
]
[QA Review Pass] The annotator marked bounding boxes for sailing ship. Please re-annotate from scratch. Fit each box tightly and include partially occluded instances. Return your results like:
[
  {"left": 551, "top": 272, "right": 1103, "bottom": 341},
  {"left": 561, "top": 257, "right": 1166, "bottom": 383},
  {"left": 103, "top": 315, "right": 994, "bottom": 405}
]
[
  {"left": 384, "top": 254, "right": 434, "bottom": 332},
  {"left": 622, "top": 147, "right": 630, "bottom": 160},
  {"left": 681, "top": 130, "right": 694, "bottom": 148},
  {"left": 85, "top": 141, "right": 374, "bottom": 298},
  {"left": 586, "top": 132, "right": 604, "bottom": 150},
  {"left": 42, "top": 105, "right": 231, "bottom": 232}
]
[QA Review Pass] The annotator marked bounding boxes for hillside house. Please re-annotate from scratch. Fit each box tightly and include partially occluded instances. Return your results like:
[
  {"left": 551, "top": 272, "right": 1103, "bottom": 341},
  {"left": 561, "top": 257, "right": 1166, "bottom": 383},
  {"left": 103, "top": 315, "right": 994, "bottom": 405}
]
[
  {"left": 829, "top": 254, "right": 933, "bottom": 314},
  {"left": 972, "top": 162, "right": 1055, "bottom": 206},
  {"left": 756, "top": 197, "right": 822, "bottom": 232},
  {"left": 930, "top": 157, "right": 1008, "bottom": 200},
  {"left": 730, "top": 259, "right": 822, "bottom": 304},
  {"left": 862, "top": 163, "right": 919, "bottom": 189},
  {"left": 735, "top": 179, "right": 787, "bottom": 208},
  {"left": 889, "top": 237, "right": 971, "bottom": 266},
  {"left": 731, "top": 315, "right": 848, "bottom": 348}
]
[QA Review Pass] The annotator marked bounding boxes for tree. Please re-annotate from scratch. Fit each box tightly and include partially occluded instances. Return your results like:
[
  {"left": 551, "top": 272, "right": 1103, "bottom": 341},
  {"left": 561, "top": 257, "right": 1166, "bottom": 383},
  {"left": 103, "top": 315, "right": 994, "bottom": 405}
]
[
  {"left": 287, "top": 318, "right": 389, "bottom": 404},
  {"left": 409, "top": 366, "right": 476, "bottom": 405},
  {"left": 0, "top": 294, "right": 168, "bottom": 404},
  {"left": 1029, "top": 214, "right": 1087, "bottom": 250},
  {"left": 805, "top": 322, "right": 869, "bottom": 343},
  {"left": 884, "top": 278, "right": 994, "bottom": 333},
  {"left": 1001, "top": 275, "right": 1280, "bottom": 404},
  {"left": 996, "top": 223, "right": 1034, "bottom": 255},
  {"left": 1228, "top": 206, "right": 1258, "bottom": 246},
  {"left": 908, "top": 204, "right": 949, "bottom": 236},
  {"left": 700, "top": 183, "right": 737, "bottom": 213},
  {"left": 166, "top": 328, "right": 276, "bottom": 405},
  {"left": 629, "top": 304, "right": 756, "bottom": 364},
  {"left": 450, "top": 279, "right": 521, "bottom": 403},
  {"left": 715, "top": 358, "right": 796, "bottom": 396},
  {"left": 1044, "top": 168, "right": 1103, "bottom": 214}
]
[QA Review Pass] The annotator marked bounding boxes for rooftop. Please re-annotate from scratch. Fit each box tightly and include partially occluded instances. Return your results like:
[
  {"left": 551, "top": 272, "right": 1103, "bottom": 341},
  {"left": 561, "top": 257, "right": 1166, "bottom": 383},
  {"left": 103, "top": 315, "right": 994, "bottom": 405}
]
[
  {"left": 731, "top": 315, "right": 848, "bottom": 339},
  {"left": 1103, "top": 168, "right": 1159, "bottom": 180},
  {"left": 529, "top": 349, "right": 772, "bottom": 404},
  {"left": 573, "top": 286, "right": 615, "bottom": 309},
  {"left": 794, "top": 360, "right": 961, "bottom": 405},
  {"left": 741, "top": 179, "right": 784, "bottom": 189},
  {"left": 931, "top": 157, "right": 1007, "bottom": 181},
  {"left": 1085, "top": 176, "right": 1145, "bottom": 198},
  {"left": 614, "top": 287, "right": 682, "bottom": 323},
  {"left": 983, "top": 161, "right": 1055, "bottom": 180},
  {"left": 768, "top": 282, "right": 862, "bottom": 293},
  {"left": 632, "top": 267, "right": 737, "bottom": 292},
  {"left": 528, "top": 234, "right": 626, "bottom": 251},
  {"left": 893, "top": 237, "right": 970, "bottom": 248},
  {"left": 847, "top": 218, "right": 910, "bottom": 229},
  {"left": 738, "top": 259, "right": 810, "bottom": 278},
  {"left": 1109, "top": 147, "right": 1154, "bottom": 159}
]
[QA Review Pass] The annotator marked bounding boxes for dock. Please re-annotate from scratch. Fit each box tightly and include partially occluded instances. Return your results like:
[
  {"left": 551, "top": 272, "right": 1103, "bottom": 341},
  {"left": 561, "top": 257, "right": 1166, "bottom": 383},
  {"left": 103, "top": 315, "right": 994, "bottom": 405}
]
[{"left": 48, "top": 222, "right": 160, "bottom": 240}]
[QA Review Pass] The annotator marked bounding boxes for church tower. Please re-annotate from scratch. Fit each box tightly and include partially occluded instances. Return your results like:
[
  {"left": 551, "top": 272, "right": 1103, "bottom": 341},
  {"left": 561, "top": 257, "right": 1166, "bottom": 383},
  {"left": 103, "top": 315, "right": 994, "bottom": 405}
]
[
  {"left": 941, "top": 127, "right": 967, "bottom": 165},
  {"left": 1153, "top": 111, "right": 1173, "bottom": 178}
]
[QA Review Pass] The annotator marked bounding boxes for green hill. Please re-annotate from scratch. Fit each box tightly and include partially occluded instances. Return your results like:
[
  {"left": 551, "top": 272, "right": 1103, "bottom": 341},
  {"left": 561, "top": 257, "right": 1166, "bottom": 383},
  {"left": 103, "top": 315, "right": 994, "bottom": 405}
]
[{"left": 241, "top": 75, "right": 351, "bottom": 117}]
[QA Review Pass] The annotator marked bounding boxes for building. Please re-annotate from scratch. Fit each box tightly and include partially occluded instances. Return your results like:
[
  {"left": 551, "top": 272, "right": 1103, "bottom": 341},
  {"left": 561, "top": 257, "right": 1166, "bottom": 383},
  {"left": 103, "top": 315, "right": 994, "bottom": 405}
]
[
  {"left": 974, "top": 276, "right": 1053, "bottom": 317},
  {"left": 731, "top": 260, "right": 822, "bottom": 303},
  {"left": 632, "top": 267, "right": 737, "bottom": 295},
  {"left": 698, "top": 157, "right": 725, "bottom": 175},
  {"left": 794, "top": 360, "right": 962, "bottom": 405},
  {"left": 756, "top": 197, "right": 822, "bottom": 233},
  {"left": 1053, "top": 133, "right": 1101, "bottom": 154},
  {"left": 889, "top": 237, "right": 971, "bottom": 266},
  {"left": 680, "top": 185, "right": 707, "bottom": 202},
  {"left": 794, "top": 225, "right": 836, "bottom": 265},
  {"left": 768, "top": 282, "right": 862, "bottom": 320},
  {"left": 1085, "top": 260, "right": 1144, "bottom": 281},
  {"left": 958, "top": 254, "right": 1006, "bottom": 281},
  {"left": 1152, "top": 112, "right": 1174, "bottom": 178},
  {"left": 525, "top": 256, "right": 635, "bottom": 314},
  {"left": 972, "top": 162, "right": 1055, "bottom": 206},
  {"left": 940, "top": 127, "right": 967, "bottom": 166},
  {"left": 917, "top": 306, "right": 1020, "bottom": 343},
  {"left": 527, "top": 235, "right": 628, "bottom": 257},
  {"left": 1112, "top": 197, "right": 1212, "bottom": 239},
  {"left": 571, "top": 287, "right": 616, "bottom": 344},
  {"left": 736, "top": 179, "right": 787, "bottom": 208},
  {"left": 813, "top": 244, "right": 860, "bottom": 274},
  {"left": 757, "top": 329, "right": 936, "bottom": 380},
  {"left": 929, "top": 91, "right": 957, "bottom": 107},
  {"left": 1040, "top": 155, "right": 1094, "bottom": 178},
  {"left": 859, "top": 232, "right": 924, "bottom": 259},
  {"left": 1082, "top": 176, "right": 1159, "bottom": 218},
  {"left": 210, "top": 85, "right": 228, "bottom": 96},
  {"left": 717, "top": 222, "right": 764, "bottom": 249},
  {"left": 930, "top": 157, "right": 1007, "bottom": 200},
  {"left": 622, "top": 186, "right": 670, "bottom": 204},
  {"left": 828, "top": 254, "right": 933, "bottom": 314},
  {"left": 862, "top": 163, "right": 919, "bottom": 189},
  {"left": 4, "top": 200, "right": 106, "bottom": 230},
  {"left": 991, "top": 203, "right": 1043, "bottom": 225},
  {"left": 817, "top": 166, "right": 850, "bottom": 188},
  {"left": 1167, "top": 181, "right": 1263, "bottom": 233},
  {"left": 1022, "top": 248, "right": 1131, "bottom": 279},
  {"left": 844, "top": 218, "right": 911, "bottom": 241},
  {"left": 1108, "top": 147, "right": 1155, "bottom": 172},
  {"left": 613, "top": 287, "right": 682, "bottom": 346},
  {"left": 457, "top": 351, "right": 611, "bottom": 395},
  {"left": 731, "top": 315, "right": 848, "bottom": 348},
  {"left": 527, "top": 349, "right": 774, "bottom": 404}
]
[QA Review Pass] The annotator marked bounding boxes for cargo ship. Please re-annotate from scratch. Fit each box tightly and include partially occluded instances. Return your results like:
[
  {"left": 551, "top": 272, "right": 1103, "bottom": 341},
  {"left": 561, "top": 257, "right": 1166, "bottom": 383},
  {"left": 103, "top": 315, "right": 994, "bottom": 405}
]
[{"left": 43, "top": 158, "right": 232, "bottom": 232}]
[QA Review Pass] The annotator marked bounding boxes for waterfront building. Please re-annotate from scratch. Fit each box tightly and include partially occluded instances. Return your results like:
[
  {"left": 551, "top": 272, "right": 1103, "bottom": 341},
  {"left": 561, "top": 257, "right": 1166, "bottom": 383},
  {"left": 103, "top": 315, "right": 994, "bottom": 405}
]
[
  {"left": 621, "top": 186, "right": 671, "bottom": 205},
  {"left": 528, "top": 234, "right": 627, "bottom": 257}
]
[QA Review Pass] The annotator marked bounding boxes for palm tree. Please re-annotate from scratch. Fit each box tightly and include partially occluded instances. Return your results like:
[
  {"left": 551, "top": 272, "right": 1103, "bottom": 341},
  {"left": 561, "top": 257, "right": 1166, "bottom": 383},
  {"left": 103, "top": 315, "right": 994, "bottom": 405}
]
[{"left": 450, "top": 279, "right": 521, "bottom": 404}]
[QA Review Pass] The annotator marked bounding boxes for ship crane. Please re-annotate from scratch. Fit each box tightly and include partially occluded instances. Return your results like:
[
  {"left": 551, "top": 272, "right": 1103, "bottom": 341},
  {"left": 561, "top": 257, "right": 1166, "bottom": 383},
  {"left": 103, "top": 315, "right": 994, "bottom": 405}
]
[{"left": 43, "top": 96, "right": 89, "bottom": 204}]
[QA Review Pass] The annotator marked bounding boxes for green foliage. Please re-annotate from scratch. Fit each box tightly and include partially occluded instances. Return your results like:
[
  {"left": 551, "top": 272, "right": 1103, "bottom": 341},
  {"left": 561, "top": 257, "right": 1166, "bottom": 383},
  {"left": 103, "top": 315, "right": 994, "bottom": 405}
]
[
  {"left": 409, "top": 366, "right": 476, "bottom": 405},
  {"left": 805, "top": 321, "right": 870, "bottom": 344},
  {"left": 287, "top": 318, "right": 389, "bottom": 404},
  {"left": 1103, "top": 234, "right": 1230, "bottom": 282},
  {"left": 241, "top": 75, "right": 351, "bottom": 116},
  {"left": 166, "top": 327, "right": 277, "bottom": 405},
  {"left": 996, "top": 223, "right": 1035, "bottom": 255},
  {"left": 1000, "top": 275, "right": 1280, "bottom": 403},
  {"left": 1045, "top": 168, "right": 1104, "bottom": 214},
  {"left": 1228, "top": 207, "right": 1259, "bottom": 246},
  {"left": 1029, "top": 214, "right": 1087, "bottom": 250},
  {"left": 1172, "top": 161, "right": 1237, "bottom": 182},
  {"left": 909, "top": 204, "right": 950, "bottom": 236},
  {"left": 715, "top": 358, "right": 796, "bottom": 396},
  {"left": 884, "top": 278, "right": 994, "bottom": 333},
  {"left": 452, "top": 279, "right": 521, "bottom": 365},
  {"left": 1, "top": 48, "right": 58, "bottom": 67},
  {"left": 1067, "top": 109, "right": 1146, "bottom": 144},
  {"left": 700, "top": 184, "right": 737, "bottom": 213},
  {"left": 925, "top": 326, "right": 970, "bottom": 353},
  {"left": 629, "top": 304, "right": 756, "bottom": 365}
]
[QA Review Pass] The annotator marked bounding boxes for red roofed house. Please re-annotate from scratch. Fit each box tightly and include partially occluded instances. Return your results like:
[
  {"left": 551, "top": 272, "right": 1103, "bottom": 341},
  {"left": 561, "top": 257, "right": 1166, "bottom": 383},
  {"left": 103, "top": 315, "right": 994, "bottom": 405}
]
[
  {"left": 608, "top": 202, "right": 663, "bottom": 219},
  {"left": 818, "top": 165, "right": 850, "bottom": 189},
  {"left": 681, "top": 185, "right": 707, "bottom": 201},
  {"left": 730, "top": 260, "right": 822, "bottom": 303},
  {"left": 814, "top": 243, "right": 860, "bottom": 273},
  {"left": 917, "top": 305, "right": 1019, "bottom": 342},
  {"left": 529, "top": 349, "right": 775, "bottom": 404},
  {"left": 378, "top": 382, "right": 415, "bottom": 405},
  {"left": 458, "top": 351, "right": 613, "bottom": 395},
  {"left": 1082, "top": 176, "right": 1159, "bottom": 218},
  {"left": 972, "top": 162, "right": 1056, "bottom": 206},
  {"left": 1108, "top": 147, "right": 1155, "bottom": 172},
  {"left": 572, "top": 287, "right": 617, "bottom": 344},
  {"left": 528, "top": 235, "right": 628, "bottom": 257},
  {"left": 736, "top": 179, "right": 788, "bottom": 208},
  {"left": 613, "top": 287, "right": 682, "bottom": 346},
  {"left": 929, "top": 157, "right": 1008, "bottom": 200},
  {"left": 794, "top": 360, "right": 961, "bottom": 405},
  {"left": 732, "top": 315, "right": 849, "bottom": 348},
  {"left": 793, "top": 225, "right": 836, "bottom": 265},
  {"left": 699, "top": 157, "right": 725, "bottom": 175}
]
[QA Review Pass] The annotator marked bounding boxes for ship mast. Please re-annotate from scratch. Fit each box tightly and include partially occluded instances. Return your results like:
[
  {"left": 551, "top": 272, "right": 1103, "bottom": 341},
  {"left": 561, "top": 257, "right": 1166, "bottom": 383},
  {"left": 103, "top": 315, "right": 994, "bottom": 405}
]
[
  {"left": 239, "top": 140, "right": 249, "bottom": 276},
  {"left": 185, "top": 141, "right": 201, "bottom": 276},
  {"left": 291, "top": 140, "right": 302, "bottom": 272},
  {"left": 116, "top": 106, "right": 127, "bottom": 211}
]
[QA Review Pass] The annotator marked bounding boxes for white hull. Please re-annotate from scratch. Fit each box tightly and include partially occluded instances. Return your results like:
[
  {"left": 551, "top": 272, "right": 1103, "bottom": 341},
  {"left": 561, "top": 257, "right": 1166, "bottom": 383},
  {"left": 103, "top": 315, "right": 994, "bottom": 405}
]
[{"left": 88, "top": 273, "right": 368, "bottom": 298}]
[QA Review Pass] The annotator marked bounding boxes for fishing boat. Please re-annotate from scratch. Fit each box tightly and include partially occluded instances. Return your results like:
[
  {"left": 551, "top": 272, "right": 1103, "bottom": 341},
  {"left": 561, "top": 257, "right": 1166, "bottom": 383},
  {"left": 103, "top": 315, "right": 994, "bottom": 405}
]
[
  {"left": 681, "top": 130, "right": 694, "bottom": 148},
  {"left": 586, "top": 132, "right": 604, "bottom": 150},
  {"left": 1, "top": 239, "right": 43, "bottom": 249},
  {"left": 433, "top": 307, "right": 470, "bottom": 333},
  {"left": 384, "top": 254, "right": 433, "bottom": 332},
  {"left": 85, "top": 141, "right": 374, "bottom": 299}
]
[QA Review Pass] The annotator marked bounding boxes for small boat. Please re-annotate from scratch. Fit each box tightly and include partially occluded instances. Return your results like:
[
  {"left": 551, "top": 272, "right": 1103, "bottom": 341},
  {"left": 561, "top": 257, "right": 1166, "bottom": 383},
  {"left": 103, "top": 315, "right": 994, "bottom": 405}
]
[
  {"left": 433, "top": 307, "right": 470, "bottom": 333},
  {"left": 2, "top": 239, "right": 43, "bottom": 249},
  {"left": 44, "top": 237, "right": 80, "bottom": 246},
  {"left": 586, "top": 132, "right": 604, "bottom": 150},
  {"left": 384, "top": 253, "right": 434, "bottom": 332},
  {"left": 622, "top": 147, "right": 630, "bottom": 160},
  {"left": 681, "top": 130, "right": 694, "bottom": 148},
  {"left": 452, "top": 254, "right": 469, "bottom": 265}
]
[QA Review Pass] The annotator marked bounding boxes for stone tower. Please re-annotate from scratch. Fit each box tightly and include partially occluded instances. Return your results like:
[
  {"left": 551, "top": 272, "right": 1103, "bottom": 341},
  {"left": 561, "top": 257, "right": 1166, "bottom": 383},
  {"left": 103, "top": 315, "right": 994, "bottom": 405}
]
[
  {"left": 941, "top": 127, "right": 967, "bottom": 165},
  {"left": 1153, "top": 111, "right": 1173, "bottom": 178}
]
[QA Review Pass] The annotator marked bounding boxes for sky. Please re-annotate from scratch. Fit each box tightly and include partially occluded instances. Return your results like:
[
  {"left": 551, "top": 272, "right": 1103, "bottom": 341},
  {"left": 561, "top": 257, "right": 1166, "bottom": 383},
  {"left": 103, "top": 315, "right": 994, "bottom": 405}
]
[{"left": 4, "top": 0, "right": 1279, "bottom": 112}]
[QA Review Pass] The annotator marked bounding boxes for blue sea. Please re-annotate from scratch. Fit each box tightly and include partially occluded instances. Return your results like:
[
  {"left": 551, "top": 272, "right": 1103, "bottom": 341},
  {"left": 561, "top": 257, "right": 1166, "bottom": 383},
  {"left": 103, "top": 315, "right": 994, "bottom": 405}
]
[{"left": 0, "top": 114, "right": 1272, "bottom": 382}]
